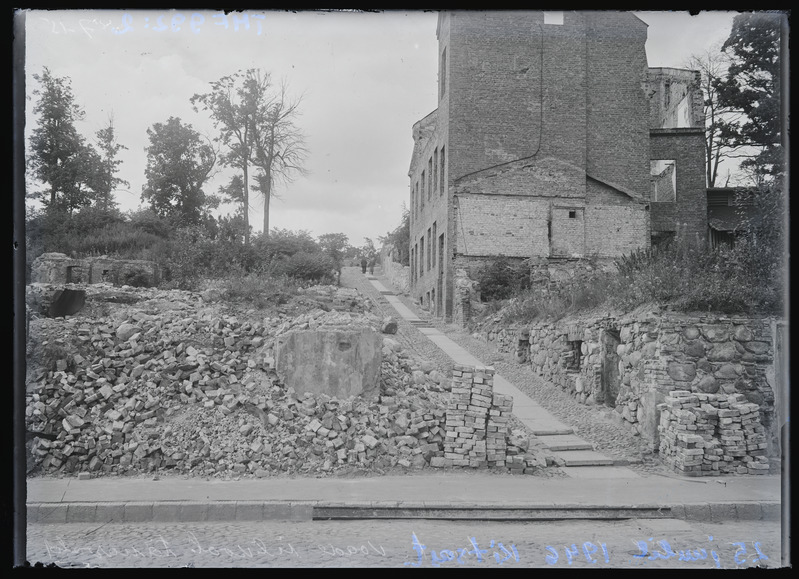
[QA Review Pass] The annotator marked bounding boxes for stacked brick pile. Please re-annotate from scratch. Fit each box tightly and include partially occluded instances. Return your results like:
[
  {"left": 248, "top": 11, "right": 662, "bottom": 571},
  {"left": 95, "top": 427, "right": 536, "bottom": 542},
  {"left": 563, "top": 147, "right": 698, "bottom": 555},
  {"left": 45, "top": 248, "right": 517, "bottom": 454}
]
[
  {"left": 717, "top": 397, "right": 770, "bottom": 475},
  {"left": 658, "top": 390, "right": 770, "bottom": 476},
  {"left": 657, "top": 390, "right": 713, "bottom": 476},
  {"left": 441, "top": 364, "right": 516, "bottom": 469},
  {"left": 443, "top": 365, "right": 493, "bottom": 467},
  {"left": 487, "top": 392, "right": 513, "bottom": 467}
]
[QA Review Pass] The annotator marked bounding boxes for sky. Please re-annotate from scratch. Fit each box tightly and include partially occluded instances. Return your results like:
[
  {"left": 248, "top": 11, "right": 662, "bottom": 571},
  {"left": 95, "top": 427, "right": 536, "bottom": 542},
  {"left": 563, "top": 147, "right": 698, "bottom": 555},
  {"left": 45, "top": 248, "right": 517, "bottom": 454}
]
[{"left": 20, "top": 9, "right": 741, "bottom": 248}]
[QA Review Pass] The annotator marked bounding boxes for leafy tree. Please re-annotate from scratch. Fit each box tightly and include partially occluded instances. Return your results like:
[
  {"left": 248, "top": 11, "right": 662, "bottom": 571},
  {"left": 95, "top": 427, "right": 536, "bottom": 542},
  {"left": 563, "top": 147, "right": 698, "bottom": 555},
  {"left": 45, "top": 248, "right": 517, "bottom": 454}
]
[
  {"left": 92, "top": 114, "right": 129, "bottom": 212},
  {"left": 141, "top": 117, "right": 218, "bottom": 226},
  {"left": 716, "top": 12, "right": 784, "bottom": 182},
  {"left": 254, "top": 228, "right": 318, "bottom": 262},
  {"left": 378, "top": 204, "right": 410, "bottom": 265},
  {"left": 193, "top": 69, "right": 308, "bottom": 240},
  {"left": 28, "top": 67, "right": 99, "bottom": 214},
  {"left": 191, "top": 70, "right": 264, "bottom": 245},
  {"left": 318, "top": 232, "right": 350, "bottom": 282}
]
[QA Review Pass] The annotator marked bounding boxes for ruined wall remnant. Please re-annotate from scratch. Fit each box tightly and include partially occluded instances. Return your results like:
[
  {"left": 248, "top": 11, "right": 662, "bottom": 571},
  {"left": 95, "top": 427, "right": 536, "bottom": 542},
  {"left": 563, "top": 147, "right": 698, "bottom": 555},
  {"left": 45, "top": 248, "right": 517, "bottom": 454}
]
[
  {"left": 647, "top": 68, "right": 704, "bottom": 129},
  {"left": 481, "top": 311, "right": 779, "bottom": 466},
  {"left": 274, "top": 328, "right": 382, "bottom": 399},
  {"left": 30, "top": 253, "right": 160, "bottom": 288}
]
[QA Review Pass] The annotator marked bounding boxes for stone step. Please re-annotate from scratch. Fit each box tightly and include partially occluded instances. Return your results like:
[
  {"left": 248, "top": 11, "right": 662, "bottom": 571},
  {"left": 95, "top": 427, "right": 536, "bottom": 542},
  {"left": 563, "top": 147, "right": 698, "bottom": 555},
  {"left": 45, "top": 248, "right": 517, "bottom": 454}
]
[
  {"left": 549, "top": 450, "right": 615, "bottom": 467},
  {"left": 530, "top": 426, "right": 575, "bottom": 436},
  {"left": 540, "top": 435, "right": 594, "bottom": 452}
]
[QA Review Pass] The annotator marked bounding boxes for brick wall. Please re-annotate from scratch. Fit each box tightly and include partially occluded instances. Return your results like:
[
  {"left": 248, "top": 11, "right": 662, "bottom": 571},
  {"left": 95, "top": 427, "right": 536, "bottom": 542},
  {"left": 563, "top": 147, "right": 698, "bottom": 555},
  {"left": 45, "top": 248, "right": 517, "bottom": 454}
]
[
  {"left": 456, "top": 195, "right": 550, "bottom": 257},
  {"left": 584, "top": 205, "right": 649, "bottom": 257},
  {"left": 585, "top": 12, "right": 651, "bottom": 201},
  {"left": 650, "top": 129, "right": 708, "bottom": 244}
]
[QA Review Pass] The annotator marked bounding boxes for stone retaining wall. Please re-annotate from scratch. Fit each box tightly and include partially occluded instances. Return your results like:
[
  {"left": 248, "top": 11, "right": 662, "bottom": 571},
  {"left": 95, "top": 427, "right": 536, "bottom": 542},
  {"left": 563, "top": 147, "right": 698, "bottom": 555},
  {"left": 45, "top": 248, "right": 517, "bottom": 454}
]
[{"left": 480, "top": 312, "right": 779, "bottom": 466}]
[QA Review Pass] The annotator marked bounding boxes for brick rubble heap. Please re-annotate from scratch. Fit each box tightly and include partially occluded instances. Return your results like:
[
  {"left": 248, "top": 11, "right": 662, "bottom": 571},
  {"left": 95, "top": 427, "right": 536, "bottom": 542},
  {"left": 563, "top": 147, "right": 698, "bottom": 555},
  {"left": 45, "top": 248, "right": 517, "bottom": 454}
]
[{"left": 658, "top": 390, "right": 770, "bottom": 476}]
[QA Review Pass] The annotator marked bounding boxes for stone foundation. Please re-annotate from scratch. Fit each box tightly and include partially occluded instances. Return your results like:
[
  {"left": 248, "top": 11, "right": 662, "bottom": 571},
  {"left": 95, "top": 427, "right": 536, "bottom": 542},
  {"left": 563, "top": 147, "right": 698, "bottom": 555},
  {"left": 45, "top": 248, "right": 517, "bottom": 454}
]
[{"left": 480, "top": 311, "right": 780, "bottom": 463}]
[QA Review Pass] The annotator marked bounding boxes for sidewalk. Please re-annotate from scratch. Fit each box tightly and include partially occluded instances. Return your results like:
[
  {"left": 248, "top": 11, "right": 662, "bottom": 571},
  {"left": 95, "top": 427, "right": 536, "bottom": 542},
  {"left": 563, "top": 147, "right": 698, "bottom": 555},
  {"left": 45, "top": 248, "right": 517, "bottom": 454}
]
[{"left": 27, "top": 472, "right": 782, "bottom": 523}]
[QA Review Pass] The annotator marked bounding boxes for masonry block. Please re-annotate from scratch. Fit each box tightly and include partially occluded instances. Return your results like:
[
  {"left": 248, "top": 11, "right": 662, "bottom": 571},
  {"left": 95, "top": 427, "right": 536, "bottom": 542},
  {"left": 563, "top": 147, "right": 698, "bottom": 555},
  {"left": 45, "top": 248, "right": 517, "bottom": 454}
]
[{"left": 275, "top": 329, "right": 382, "bottom": 399}]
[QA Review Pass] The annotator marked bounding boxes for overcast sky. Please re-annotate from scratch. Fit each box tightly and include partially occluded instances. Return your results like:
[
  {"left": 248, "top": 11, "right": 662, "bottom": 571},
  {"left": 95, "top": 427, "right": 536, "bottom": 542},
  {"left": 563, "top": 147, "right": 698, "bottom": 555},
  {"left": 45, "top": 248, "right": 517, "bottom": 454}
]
[{"left": 22, "top": 9, "right": 739, "bottom": 247}]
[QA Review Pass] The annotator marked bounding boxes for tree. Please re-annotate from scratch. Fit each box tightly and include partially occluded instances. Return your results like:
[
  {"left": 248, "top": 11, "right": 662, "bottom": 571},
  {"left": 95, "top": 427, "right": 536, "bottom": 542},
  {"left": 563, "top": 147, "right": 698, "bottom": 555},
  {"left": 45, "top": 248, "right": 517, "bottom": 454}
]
[
  {"left": 378, "top": 204, "right": 410, "bottom": 266},
  {"left": 684, "top": 47, "right": 747, "bottom": 187},
  {"left": 92, "top": 114, "right": 129, "bottom": 212},
  {"left": 716, "top": 12, "right": 784, "bottom": 182},
  {"left": 249, "top": 78, "right": 309, "bottom": 236},
  {"left": 318, "top": 232, "right": 350, "bottom": 283},
  {"left": 141, "top": 117, "right": 218, "bottom": 226},
  {"left": 28, "top": 67, "right": 99, "bottom": 214},
  {"left": 192, "top": 70, "right": 263, "bottom": 245},
  {"left": 193, "top": 69, "right": 308, "bottom": 240}
]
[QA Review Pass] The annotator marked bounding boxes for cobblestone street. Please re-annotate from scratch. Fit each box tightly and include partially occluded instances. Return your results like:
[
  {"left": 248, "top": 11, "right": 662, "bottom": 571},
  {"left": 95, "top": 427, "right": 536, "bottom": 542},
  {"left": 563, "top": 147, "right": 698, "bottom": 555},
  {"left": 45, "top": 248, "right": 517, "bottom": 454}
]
[{"left": 26, "top": 518, "right": 783, "bottom": 569}]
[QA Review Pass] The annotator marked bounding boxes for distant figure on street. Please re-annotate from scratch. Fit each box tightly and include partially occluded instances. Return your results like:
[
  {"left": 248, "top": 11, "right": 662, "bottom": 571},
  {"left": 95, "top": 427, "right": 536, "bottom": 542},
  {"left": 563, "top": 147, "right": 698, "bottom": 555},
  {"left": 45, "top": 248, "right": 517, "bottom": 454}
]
[
  {"left": 361, "top": 256, "right": 368, "bottom": 274},
  {"left": 369, "top": 258, "right": 375, "bottom": 275}
]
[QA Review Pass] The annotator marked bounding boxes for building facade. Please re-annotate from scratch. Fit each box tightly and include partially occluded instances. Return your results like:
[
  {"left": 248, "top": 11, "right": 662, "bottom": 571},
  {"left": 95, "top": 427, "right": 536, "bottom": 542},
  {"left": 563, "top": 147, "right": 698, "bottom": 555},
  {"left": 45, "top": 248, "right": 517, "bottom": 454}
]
[{"left": 408, "top": 11, "right": 706, "bottom": 322}]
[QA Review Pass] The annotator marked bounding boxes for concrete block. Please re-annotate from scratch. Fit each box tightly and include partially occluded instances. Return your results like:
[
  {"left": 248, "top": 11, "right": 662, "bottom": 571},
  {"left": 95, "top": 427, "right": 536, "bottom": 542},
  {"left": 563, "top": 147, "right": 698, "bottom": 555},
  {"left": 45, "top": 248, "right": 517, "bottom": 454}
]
[
  {"left": 262, "top": 503, "right": 295, "bottom": 520},
  {"left": 178, "top": 502, "right": 208, "bottom": 522},
  {"left": 709, "top": 503, "right": 737, "bottom": 522},
  {"left": 27, "top": 505, "right": 41, "bottom": 524},
  {"left": 206, "top": 502, "right": 236, "bottom": 522},
  {"left": 124, "top": 502, "right": 154, "bottom": 522},
  {"left": 288, "top": 502, "right": 314, "bottom": 521},
  {"left": 95, "top": 503, "right": 125, "bottom": 523},
  {"left": 152, "top": 502, "right": 182, "bottom": 522},
  {"left": 669, "top": 504, "right": 686, "bottom": 520},
  {"left": 683, "top": 503, "right": 711, "bottom": 521},
  {"left": 66, "top": 503, "right": 97, "bottom": 523},
  {"left": 761, "top": 502, "right": 781, "bottom": 521},
  {"left": 275, "top": 328, "right": 382, "bottom": 399},
  {"left": 735, "top": 503, "right": 763, "bottom": 521},
  {"left": 36, "top": 504, "right": 68, "bottom": 524},
  {"left": 235, "top": 501, "right": 264, "bottom": 521}
]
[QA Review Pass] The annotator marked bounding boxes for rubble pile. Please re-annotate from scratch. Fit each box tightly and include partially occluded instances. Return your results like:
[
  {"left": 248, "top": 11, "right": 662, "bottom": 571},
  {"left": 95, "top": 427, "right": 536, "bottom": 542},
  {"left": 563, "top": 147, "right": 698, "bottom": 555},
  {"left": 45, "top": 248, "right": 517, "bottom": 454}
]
[
  {"left": 25, "top": 283, "right": 555, "bottom": 479},
  {"left": 658, "top": 390, "right": 771, "bottom": 476}
]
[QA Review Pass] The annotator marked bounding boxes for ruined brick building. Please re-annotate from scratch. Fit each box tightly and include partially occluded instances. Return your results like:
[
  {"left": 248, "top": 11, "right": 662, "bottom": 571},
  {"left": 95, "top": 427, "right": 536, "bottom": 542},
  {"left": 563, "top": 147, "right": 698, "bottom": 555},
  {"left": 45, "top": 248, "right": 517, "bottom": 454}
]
[{"left": 408, "top": 11, "right": 706, "bottom": 322}]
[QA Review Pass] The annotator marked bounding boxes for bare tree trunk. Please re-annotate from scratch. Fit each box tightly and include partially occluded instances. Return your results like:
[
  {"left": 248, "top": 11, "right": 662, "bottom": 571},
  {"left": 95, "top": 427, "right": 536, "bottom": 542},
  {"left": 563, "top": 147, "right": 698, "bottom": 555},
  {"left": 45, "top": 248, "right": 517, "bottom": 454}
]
[
  {"left": 263, "top": 166, "right": 271, "bottom": 236},
  {"left": 242, "top": 163, "right": 250, "bottom": 245}
]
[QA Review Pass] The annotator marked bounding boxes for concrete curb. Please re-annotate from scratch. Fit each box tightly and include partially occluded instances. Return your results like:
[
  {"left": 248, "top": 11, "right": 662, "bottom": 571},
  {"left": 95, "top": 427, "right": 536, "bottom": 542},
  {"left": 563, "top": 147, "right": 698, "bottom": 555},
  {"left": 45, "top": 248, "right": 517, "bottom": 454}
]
[{"left": 27, "top": 500, "right": 782, "bottom": 524}]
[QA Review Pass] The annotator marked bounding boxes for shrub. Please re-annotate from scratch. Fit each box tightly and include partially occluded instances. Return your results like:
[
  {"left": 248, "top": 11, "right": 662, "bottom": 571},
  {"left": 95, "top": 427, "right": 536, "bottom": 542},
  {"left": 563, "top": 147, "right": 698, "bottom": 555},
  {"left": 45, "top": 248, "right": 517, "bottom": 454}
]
[
  {"left": 222, "top": 272, "right": 299, "bottom": 309},
  {"left": 269, "top": 251, "right": 336, "bottom": 284},
  {"left": 476, "top": 256, "right": 530, "bottom": 302}
]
